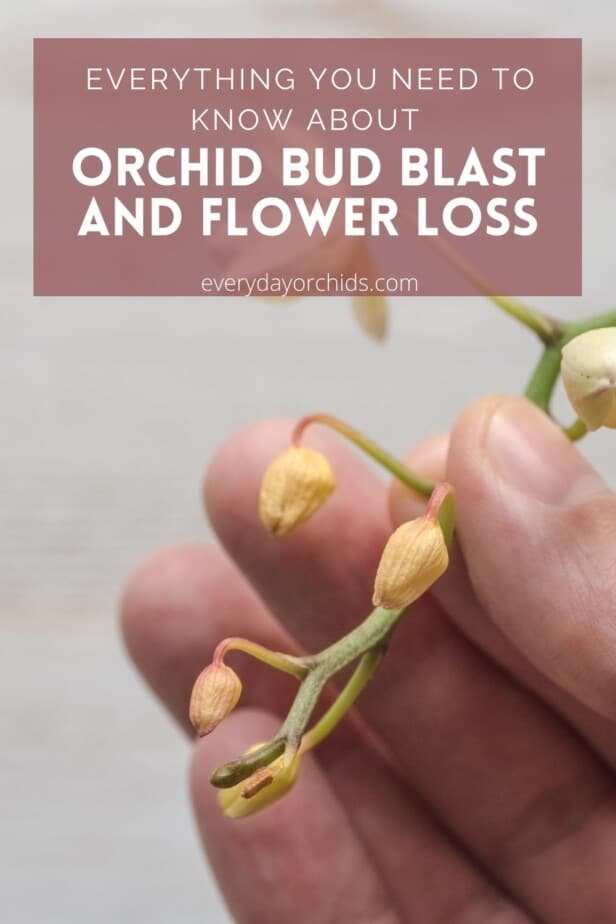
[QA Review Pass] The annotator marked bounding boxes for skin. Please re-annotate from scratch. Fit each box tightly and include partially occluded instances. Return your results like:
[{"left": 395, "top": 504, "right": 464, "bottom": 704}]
[{"left": 121, "top": 395, "right": 616, "bottom": 923}]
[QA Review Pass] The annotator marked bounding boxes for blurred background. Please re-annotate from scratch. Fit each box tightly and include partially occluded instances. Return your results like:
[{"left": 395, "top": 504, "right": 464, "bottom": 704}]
[{"left": 2, "top": 1, "right": 616, "bottom": 922}]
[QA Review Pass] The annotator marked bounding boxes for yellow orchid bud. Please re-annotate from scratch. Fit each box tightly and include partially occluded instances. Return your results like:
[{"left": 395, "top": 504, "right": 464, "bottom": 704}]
[
  {"left": 351, "top": 296, "right": 388, "bottom": 341},
  {"left": 259, "top": 445, "right": 336, "bottom": 535},
  {"left": 189, "top": 664, "right": 242, "bottom": 737},
  {"left": 218, "top": 747, "right": 301, "bottom": 819},
  {"left": 561, "top": 328, "right": 616, "bottom": 431},
  {"left": 373, "top": 516, "right": 449, "bottom": 610}
]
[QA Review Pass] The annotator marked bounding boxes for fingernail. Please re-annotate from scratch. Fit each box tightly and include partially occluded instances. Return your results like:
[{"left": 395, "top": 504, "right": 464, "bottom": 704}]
[{"left": 486, "top": 397, "right": 605, "bottom": 505}]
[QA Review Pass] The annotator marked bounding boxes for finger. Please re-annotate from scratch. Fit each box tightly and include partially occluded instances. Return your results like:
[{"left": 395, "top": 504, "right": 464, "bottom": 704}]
[
  {"left": 364, "top": 601, "right": 616, "bottom": 923},
  {"left": 443, "top": 395, "right": 616, "bottom": 719},
  {"left": 390, "top": 433, "right": 616, "bottom": 772},
  {"left": 205, "top": 419, "right": 616, "bottom": 920},
  {"left": 192, "top": 709, "right": 398, "bottom": 924},
  {"left": 325, "top": 736, "right": 532, "bottom": 924},
  {"left": 120, "top": 544, "right": 299, "bottom": 735},
  {"left": 193, "top": 709, "right": 531, "bottom": 924},
  {"left": 389, "top": 430, "right": 449, "bottom": 520}
]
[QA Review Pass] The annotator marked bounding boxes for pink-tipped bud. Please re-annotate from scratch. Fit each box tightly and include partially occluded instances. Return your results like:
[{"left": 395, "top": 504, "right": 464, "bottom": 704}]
[
  {"left": 372, "top": 516, "right": 449, "bottom": 610},
  {"left": 189, "top": 664, "right": 242, "bottom": 737}
]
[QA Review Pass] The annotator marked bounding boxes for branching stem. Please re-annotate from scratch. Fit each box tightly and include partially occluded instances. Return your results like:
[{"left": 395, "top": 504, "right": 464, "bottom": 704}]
[{"left": 210, "top": 607, "right": 404, "bottom": 788}]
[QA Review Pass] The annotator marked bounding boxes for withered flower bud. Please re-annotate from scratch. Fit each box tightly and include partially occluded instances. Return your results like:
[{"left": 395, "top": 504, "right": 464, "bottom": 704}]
[
  {"left": 189, "top": 664, "right": 242, "bottom": 737},
  {"left": 259, "top": 445, "right": 336, "bottom": 535},
  {"left": 561, "top": 328, "right": 616, "bottom": 431},
  {"left": 218, "top": 748, "right": 301, "bottom": 819},
  {"left": 351, "top": 296, "right": 388, "bottom": 341},
  {"left": 373, "top": 516, "right": 449, "bottom": 610}
]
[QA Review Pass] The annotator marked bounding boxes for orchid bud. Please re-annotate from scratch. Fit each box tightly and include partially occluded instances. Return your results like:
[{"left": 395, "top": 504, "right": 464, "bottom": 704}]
[
  {"left": 259, "top": 446, "right": 336, "bottom": 535},
  {"left": 352, "top": 296, "right": 388, "bottom": 341},
  {"left": 561, "top": 328, "right": 616, "bottom": 431},
  {"left": 218, "top": 747, "right": 301, "bottom": 819},
  {"left": 373, "top": 516, "right": 449, "bottom": 610},
  {"left": 189, "top": 664, "right": 242, "bottom": 737}
]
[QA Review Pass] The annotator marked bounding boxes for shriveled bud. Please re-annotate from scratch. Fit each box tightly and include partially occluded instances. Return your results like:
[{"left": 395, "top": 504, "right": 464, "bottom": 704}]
[
  {"left": 561, "top": 328, "right": 616, "bottom": 431},
  {"left": 352, "top": 296, "right": 388, "bottom": 341},
  {"left": 373, "top": 516, "right": 449, "bottom": 610},
  {"left": 189, "top": 664, "right": 242, "bottom": 737},
  {"left": 259, "top": 446, "right": 336, "bottom": 535},
  {"left": 218, "top": 747, "right": 301, "bottom": 819}
]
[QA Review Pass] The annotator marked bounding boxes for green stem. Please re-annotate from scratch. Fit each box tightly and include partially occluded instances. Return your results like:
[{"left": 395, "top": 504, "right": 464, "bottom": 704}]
[
  {"left": 300, "top": 649, "right": 384, "bottom": 753},
  {"left": 280, "top": 606, "right": 403, "bottom": 748},
  {"left": 210, "top": 606, "right": 404, "bottom": 788},
  {"left": 565, "top": 309, "right": 616, "bottom": 337},
  {"left": 278, "top": 668, "right": 330, "bottom": 748},
  {"left": 402, "top": 210, "right": 561, "bottom": 343},
  {"left": 524, "top": 344, "right": 562, "bottom": 413},
  {"left": 563, "top": 418, "right": 588, "bottom": 442},
  {"left": 316, "top": 606, "right": 404, "bottom": 673},
  {"left": 524, "top": 309, "right": 616, "bottom": 414},
  {"left": 210, "top": 738, "right": 286, "bottom": 788},
  {"left": 294, "top": 413, "right": 435, "bottom": 499},
  {"left": 214, "top": 637, "right": 308, "bottom": 679},
  {"left": 486, "top": 295, "right": 561, "bottom": 344}
]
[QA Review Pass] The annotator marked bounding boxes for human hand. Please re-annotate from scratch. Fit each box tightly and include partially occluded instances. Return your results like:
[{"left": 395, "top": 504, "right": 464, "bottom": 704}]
[{"left": 122, "top": 396, "right": 616, "bottom": 923}]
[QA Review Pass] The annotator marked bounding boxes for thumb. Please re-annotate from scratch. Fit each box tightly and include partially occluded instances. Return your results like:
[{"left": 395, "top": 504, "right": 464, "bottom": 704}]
[{"left": 444, "top": 395, "right": 616, "bottom": 717}]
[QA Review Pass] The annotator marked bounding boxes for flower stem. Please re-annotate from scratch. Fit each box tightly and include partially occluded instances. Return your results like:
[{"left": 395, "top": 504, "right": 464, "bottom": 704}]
[
  {"left": 293, "top": 413, "right": 435, "bottom": 499},
  {"left": 401, "top": 210, "right": 562, "bottom": 343},
  {"left": 565, "top": 309, "right": 616, "bottom": 338},
  {"left": 280, "top": 606, "right": 404, "bottom": 749},
  {"left": 426, "top": 482, "right": 456, "bottom": 548},
  {"left": 485, "top": 295, "right": 562, "bottom": 344},
  {"left": 214, "top": 638, "right": 308, "bottom": 679},
  {"left": 300, "top": 648, "right": 384, "bottom": 753},
  {"left": 210, "top": 738, "right": 286, "bottom": 788},
  {"left": 209, "top": 605, "right": 405, "bottom": 789},
  {"left": 413, "top": 225, "right": 562, "bottom": 344},
  {"left": 563, "top": 418, "right": 588, "bottom": 442},
  {"left": 524, "top": 344, "right": 562, "bottom": 413}
]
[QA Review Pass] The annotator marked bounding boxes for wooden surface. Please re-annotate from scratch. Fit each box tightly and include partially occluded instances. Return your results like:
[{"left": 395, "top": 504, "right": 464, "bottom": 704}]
[{"left": 2, "top": 2, "right": 616, "bottom": 922}]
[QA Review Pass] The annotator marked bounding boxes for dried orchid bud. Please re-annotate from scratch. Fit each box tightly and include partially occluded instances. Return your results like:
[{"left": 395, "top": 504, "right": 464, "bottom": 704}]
[
  {"left": 352, "top": 296, "right": 388, "bottom": 341},
  {"left": 218, "top": 747, "right": 301, "bottom": 819},
  {"left": 373, "top": 516, "right": 449, "bottom": 610},
  {"left": 561, "top": 328, "right": 616, "bottom": 431},
  {"left": 259, "top": 445, "right": 336, "bottom": 535},
  {"left": 189, "top": 664, "right": 242, "bottom": 737}
]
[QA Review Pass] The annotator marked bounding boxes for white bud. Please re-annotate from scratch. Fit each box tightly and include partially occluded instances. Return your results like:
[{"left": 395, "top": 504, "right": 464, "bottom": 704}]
[{"left": 561, "top": 328, "right": 616, "bottom": 431}]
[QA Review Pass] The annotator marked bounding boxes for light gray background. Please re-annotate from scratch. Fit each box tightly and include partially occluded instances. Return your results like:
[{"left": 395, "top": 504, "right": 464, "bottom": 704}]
[{"left": 2, "top": 2, "right": 616, "bottom": 922}]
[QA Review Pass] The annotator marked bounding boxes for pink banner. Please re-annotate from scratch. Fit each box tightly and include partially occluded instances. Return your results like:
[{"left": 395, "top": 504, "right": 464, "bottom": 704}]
[{"left": 33, "top": 38, "right": 581, "bottom": 296}]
